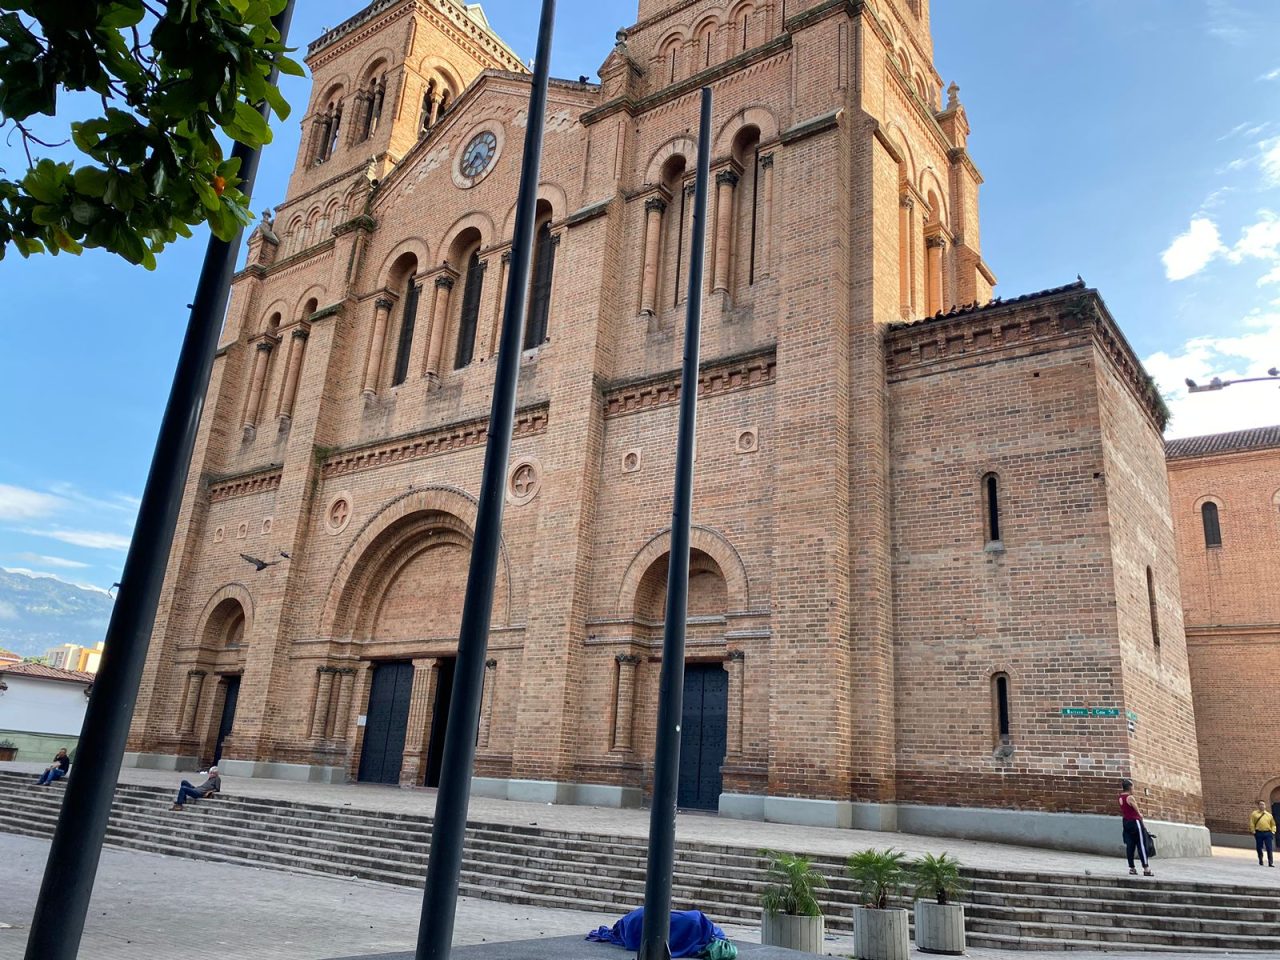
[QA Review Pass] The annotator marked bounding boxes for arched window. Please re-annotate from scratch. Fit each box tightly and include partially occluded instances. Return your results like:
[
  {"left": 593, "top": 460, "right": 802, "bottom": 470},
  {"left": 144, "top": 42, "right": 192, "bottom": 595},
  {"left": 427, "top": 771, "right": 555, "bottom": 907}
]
[
  {"left": 1146, "top": 566, "right": 1161, "bottom": 649},
  {"left": 1201, "top": 501, "right": 1222, "bottom": 548},
  {"left": 732, "top": 126, "right": 762, "bottom": 288},
  {"left": 525, "top": 219, "right": 557, "bottom": 349},
  {"left": 391, "top": 275, "right": 421, "bottom": 387},
  {"left": 695, "top": 21, "right": 716, "bottom": 69},
  {"left": 360, "top": 75, "right": 385, "bottom": 142},
  {"left": 992, "top": 673, "right": 1011, "bottom": 745},
  {"left": 983, "top": 473, "right": 1001, "bottom": 544},
  {"left": 454, "top": 251, "right": 485, "bottom": 369},
  {"left": 420, "top": 80, "right": 438, "bottom": 136}
]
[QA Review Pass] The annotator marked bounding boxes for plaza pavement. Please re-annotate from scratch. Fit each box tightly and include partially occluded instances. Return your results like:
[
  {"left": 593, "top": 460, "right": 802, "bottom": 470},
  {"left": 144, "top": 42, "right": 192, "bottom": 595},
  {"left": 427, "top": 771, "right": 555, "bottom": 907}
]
[
  {"left": 1, "top": 760, "right": 1274, "bottom": 890},
  {"left": 6, "top": 833, "right": 1279, "bottom": 960}
]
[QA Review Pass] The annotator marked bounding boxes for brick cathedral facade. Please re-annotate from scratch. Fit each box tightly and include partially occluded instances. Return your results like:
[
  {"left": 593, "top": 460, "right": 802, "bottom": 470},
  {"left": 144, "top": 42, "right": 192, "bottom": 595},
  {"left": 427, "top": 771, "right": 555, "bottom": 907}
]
[{"left": 126, "top": 0, "right": 1211, "bottom": 855}]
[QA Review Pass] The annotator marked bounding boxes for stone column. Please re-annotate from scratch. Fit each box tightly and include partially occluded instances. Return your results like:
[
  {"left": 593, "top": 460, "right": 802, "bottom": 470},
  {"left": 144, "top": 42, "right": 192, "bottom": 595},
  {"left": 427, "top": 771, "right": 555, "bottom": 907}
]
[
  {"left": 361, "top": 297, "right": 394, "bottom": 396},
  {"left": 926, "top": 235, "right": 945, "bottom": 316},
  {"left": 278, "top": 328, "right": 309, "bottom": 422},
  {"left": 724, "top": 650, "right": 745, "bottom": 758},
  {"left": 712, "top": 168, "right": 740, "bottom": 294},
  {"left": 423, "top": 274, "right": 456, "bottom": 381},
  {"left": 331, "top": 669, "right": 356, "bottom": 740},
  {"left": 639, "top": 197, "right": 667, "bottom": 316},
  {"left": 899, "top": 196, "right": 914, "bottom": 319},
  {"left": 758, "top": 153, "right": 775, "bottom": 279},
  {"left": 308, "top": 667, "right": 335, "bottom": 740},
  {"left": 486, "top": 251, "right": 512, "bottom": 357},
  {"left": 478, "top": 659, "right": 498, "bottom": 749},
  {"left": 612, "top": 654, "right": 640, "bottom": 752},
  {"left": 243, "top": 341, "right": 273, "bottom": 431},
  {"left": 180, "top": 670, "right": 206, "bottom": 734},
  {"left": 400, "top": 658, "right": 438, "bottom": 785},
  {"left": 428, "top": 92, "right": 444, "bottom": 131}
]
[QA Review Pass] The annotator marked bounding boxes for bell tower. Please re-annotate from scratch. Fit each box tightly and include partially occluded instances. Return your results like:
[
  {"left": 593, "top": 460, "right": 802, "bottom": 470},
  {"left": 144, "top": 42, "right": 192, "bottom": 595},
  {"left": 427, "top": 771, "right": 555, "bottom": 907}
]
[{"left": 284, "top": 0, "right": 526, "bottom": 199}]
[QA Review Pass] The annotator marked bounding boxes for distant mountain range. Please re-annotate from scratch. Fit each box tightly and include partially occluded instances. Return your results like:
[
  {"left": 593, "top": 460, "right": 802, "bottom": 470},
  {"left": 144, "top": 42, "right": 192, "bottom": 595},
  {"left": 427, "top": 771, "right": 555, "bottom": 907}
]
[{"left": 0, "top": 569, "right": 114, "bottom": 659}]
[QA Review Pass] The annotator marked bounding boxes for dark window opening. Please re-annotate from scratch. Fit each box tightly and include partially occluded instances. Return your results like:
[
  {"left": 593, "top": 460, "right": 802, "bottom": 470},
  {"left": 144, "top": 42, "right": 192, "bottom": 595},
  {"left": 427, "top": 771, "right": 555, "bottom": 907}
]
[
  {"left": 748, "top": 147, "right": 760, "bottom": 285},
  {"left": 1201, "top": 501, "right": 1222, "bottom": 548},
  {"left": 994, "top": 673, "right": 1011, "bottom": 744},
  {"left": 391, "top": 279, "right": 420, "bottom": 387},
  {"left": 1146, "top": 566, "right": 1161, "bottom": 649},
  {"left": 984, "top": 473, "right": 1001, "bottom": 543},
  {"left": 454, "top": 252, "right": 485, "bottom": 369},
  {"left": 674, "top": 183, "right": 689, "bottom": 306},
  {"left": 525, "top": 222, "right": 557, "bottom": 350}
]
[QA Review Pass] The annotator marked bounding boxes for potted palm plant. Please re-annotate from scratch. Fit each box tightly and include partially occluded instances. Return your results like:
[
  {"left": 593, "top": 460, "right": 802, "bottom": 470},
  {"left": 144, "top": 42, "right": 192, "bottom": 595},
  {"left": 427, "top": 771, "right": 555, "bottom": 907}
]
[
  {"left": 758, "top": 849, "right": 826, "bottom": 953},
  {"left": 846, "top": 848, "right": 910, "bottom": 960},
  {"left": 911, "top": 853, "right": 967, "bottom": 955}
]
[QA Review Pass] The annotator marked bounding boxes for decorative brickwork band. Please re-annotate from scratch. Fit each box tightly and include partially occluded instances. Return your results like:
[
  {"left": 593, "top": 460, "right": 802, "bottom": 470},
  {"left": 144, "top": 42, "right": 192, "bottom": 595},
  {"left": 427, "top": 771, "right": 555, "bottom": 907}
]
[
  {"left": 362, "top": 298, "right": 394, "bottom": 396},
  {"left": 179, "top": 670, "right": 207, "bottom": 734},
  {"left": 712, "top": 168, "right": 741, "bottom": 294},
  {"left": 640, "top": 195, "right": 667, "bottom": 316},
  {"left": 478, "top": 659, "right": 498, "bottom": 749},
  {"left": 308, "top": 667, "right": 337, "bottom": 740},
  {"left": 724, "top": 651, "right": 745, "bottom": 758},
  {"left": 612, "top": 654, "right": 641, "bottom": 752}
]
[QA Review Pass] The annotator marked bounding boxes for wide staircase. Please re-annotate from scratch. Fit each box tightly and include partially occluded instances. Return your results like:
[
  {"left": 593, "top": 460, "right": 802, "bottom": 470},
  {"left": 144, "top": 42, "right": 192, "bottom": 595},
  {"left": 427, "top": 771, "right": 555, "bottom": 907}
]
[{"left": 2, "top": 771, "right": 1279, "bottom": 952}]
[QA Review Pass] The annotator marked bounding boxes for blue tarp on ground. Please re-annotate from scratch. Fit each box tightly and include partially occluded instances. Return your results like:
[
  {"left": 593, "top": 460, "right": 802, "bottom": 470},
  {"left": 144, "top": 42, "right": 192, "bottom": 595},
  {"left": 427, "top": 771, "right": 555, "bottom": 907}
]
[{"left": 586, "top": 908, "right": 728, "bottom": 958}]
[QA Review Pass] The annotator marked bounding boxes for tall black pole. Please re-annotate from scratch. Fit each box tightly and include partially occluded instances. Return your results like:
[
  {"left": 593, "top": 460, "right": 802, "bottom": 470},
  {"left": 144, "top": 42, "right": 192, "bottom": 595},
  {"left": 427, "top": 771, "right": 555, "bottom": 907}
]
[
  {"left": 414, "top": 2, "right": 556, "bottom": 957},
  {"left": 22, "top": 7, "right": 297, "bottom": 959},
  {"left": 638, "top": 86, "right": 713, "bottom": 960}
]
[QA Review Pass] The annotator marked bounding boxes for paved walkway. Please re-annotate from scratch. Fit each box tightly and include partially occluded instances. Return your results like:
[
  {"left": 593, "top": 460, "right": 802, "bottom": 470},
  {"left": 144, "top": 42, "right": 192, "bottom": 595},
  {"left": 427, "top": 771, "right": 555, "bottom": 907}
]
[
  {"left": 6, "top": 834, "right": 1277, "bottom": 960},
  {"left": 2, "top": 760, "right": 1273, "bottom": 890}
]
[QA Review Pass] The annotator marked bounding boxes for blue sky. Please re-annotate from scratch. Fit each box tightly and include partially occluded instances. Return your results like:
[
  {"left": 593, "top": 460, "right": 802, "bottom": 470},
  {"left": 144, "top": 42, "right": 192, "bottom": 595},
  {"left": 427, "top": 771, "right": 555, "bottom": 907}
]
[{"left": 1, "top": 0, "right": 1278, "bottom": 591}]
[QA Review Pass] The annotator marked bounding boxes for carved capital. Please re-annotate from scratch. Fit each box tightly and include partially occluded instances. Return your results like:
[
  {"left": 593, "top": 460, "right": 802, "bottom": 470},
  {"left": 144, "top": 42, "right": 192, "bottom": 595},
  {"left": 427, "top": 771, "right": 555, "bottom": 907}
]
[
  {"left": 435, "top": 274, "right": 456, "bottom": 291},
  {"left": 187, "top": 669, "right": 207, "bottom": 678},
  {"left": 644, "top": 196, "right": 668, "bottom": 215},
  {"left": 684, "top": 182, "right": 697, "bottom": 197},
  {"left": 550, "top": 233, "right": 562, "bottom": 247},
  {"left": 900, "top": 195, "right": 915, "bottom": 210},
  {"left": 374, "top": 297, "right": 395, "bottom": 312},
  {"left": 616, "top": 653, "right": 641, "bottom": 665},
  {"left": 474, "top": 258, "right": 489, "bottom": 274},
  {"left": 759, "top": 152, "right": 775, "bottom": 169},
  {"left": 291, "top": 328, "right": 310, "bottom": 342},
  {"left": 256, "top": 340, "right": 274, "bottom": 354},
  {"left": 485, "top": 659, "right": 498, "bottom": 670},
  {"left": 501, "top": 250, "right": 513, "bottom": 265},
  {"left": 716, "top": 169, "right": 741, "bottom": 188},
  {"left": 727, "top": 649, "right": 746, "bottom": 662},
  {"left": 926, "top": 234, "right": 947, "bottom": 249}
]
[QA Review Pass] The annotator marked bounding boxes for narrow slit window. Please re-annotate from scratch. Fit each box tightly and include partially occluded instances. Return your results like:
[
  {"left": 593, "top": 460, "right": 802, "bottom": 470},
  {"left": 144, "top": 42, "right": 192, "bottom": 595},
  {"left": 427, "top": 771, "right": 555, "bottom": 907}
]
[
  {"left": 993, "top": 673, "right": 1011, "bottom": 744},
  {"left": 748, "top": 147, "right": 760, "bottom": 285},
  {"left": 1201, "top": 501, "right": 1222, "bottom": 548},
  {"left": 984, "top": 473, "right": 1001, "bottom": 544},
  {"left": 674, "top": 184, "right": 688, "bottom": 306},
  {"left": 454, "top": 252, "right": 485, "bottom": 370},
  {"left": 525, "top": 222, "right": 556, "bottom": 350},
  {"left": 390, "top": 280, "right": 420, "bottom": 387},
  {"left": 1146, "top": 567, "right": 1160, "bottom": 649}
]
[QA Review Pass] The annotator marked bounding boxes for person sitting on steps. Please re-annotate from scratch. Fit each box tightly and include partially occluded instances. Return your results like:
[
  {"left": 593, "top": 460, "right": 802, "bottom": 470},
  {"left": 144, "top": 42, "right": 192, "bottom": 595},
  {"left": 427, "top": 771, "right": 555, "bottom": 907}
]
[
  {"left": 1250, "top": 801, "right": 1277, "bottom": 867},
  {"left": 35, "top": 748, "right": 70, "bottom": 786},
  {"left": 171, "top": 766, "right": 221, "bottom": 811},
  {"left": 1119, "top": 777, "right": 1153, "bottom": 877}
]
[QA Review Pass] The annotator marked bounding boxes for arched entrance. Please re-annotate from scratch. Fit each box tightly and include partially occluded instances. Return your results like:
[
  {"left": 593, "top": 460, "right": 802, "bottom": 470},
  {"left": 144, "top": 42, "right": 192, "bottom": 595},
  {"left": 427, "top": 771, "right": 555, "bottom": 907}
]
[
  {"left": 635, "top": 549, "right": 730, "bottom": 811},
  {"left": 197, "top": 595, "right": 248, "bottom": 766}
]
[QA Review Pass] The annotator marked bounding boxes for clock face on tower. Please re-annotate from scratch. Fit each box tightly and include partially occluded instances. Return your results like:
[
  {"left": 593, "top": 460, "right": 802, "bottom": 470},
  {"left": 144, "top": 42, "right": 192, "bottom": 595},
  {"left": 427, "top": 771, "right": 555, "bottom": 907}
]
[{"left": 460, "top": 131, "right": 497, "bottom": 179}]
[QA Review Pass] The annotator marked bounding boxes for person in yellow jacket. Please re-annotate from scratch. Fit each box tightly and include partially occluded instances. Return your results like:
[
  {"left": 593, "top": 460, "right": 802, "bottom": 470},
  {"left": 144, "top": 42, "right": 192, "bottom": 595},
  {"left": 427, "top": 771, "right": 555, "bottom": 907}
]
[{"left": 1250, "top": 801, "right": 1276, "bottom": 867}]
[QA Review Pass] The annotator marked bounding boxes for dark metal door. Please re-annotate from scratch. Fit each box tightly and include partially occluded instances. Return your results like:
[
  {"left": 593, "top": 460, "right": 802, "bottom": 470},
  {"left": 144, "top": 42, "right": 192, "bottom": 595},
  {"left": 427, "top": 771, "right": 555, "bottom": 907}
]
[
  {"left": 213, "top": 676, "right": 240, "bottom": 766},
  {"left": 358, "top": 660, "right": 414, "bottom": 784},
  {"left": 424, "top": 657, "right": 456, "bottom": 788},
  {"left": 678, "top": 663, "right": 728, "bottom": 811}
]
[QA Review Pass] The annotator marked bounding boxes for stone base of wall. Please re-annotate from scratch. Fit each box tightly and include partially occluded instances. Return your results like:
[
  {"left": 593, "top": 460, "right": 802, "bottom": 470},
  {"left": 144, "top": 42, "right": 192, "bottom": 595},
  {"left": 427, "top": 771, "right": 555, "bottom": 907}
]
[
  {"left": 721, "top": 793, "right": 1211, "bottom": 857},
  {"left": 124, "top": 751, "right": 201, "bottom": 772},
  {"left": 124, "top": 752, "right": 345, "bottom": 784},
  {"left": 1, "top": 730, "right": 81, "bottom": 764},
  {"left": 473, "top": 777, "right": 643, "bottom": 808},
  {"left": 1209, "top": 831, "right": 1253, "bottom": 849}
]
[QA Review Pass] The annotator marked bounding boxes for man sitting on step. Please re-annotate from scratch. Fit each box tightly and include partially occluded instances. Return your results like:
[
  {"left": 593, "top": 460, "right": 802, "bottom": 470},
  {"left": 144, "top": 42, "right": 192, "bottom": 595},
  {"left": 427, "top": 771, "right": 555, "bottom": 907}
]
[{"left": 171, "top": 767, "right": 221, "bottom": 811}]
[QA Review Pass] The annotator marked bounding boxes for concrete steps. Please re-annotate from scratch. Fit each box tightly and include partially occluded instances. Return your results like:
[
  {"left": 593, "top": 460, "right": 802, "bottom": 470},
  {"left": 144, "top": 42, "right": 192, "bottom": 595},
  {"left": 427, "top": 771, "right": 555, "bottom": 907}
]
[{"left": 2, "top": 772, "right": 1278, "bottom": 952}]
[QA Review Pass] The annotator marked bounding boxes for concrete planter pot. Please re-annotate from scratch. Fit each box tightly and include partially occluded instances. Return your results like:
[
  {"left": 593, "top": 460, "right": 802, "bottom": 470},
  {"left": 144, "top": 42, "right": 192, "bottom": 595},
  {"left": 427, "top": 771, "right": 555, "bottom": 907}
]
[
  {"left": 852, "top": 906, "right": 910, "bottom": 960},
  {"left": 915, "top": 901, "right": 966, "bottom": 955},
  {"left": 0, "top": 746, "right": 16, "bottom": 762},
  {"left": 761, "top": 912, "right": 824, "bottom": 954}
]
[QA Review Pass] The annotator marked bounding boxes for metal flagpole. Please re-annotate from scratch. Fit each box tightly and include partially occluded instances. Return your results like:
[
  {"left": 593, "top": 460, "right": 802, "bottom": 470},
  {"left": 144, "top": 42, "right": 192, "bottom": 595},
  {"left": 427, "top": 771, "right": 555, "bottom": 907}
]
[
  {"left": 414, "top": 1, "right": 556, "bottom": 957},
  {"left": 638, "top": 85, "right": 713, "bottom": 960},
  {"left": 22, "top": 6, "right": 297, "bottom": 959}
]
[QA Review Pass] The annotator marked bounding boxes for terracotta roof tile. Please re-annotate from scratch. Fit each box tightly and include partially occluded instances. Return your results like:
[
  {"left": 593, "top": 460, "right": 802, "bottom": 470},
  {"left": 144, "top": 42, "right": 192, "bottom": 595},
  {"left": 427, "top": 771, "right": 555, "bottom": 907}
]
[
  {"left": 1166, "top": 426, "right": 1280, "bottom": 461},
  {"left": 888, "top": 279, "right": 1088, "bottom": 332},
  {"left": 0, "top": 662, "right": 95, "bottom": 684}
]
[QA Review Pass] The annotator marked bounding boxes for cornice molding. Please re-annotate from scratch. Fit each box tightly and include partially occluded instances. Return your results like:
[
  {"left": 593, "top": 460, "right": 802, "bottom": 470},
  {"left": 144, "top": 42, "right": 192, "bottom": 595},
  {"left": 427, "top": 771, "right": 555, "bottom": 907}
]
[{"left": 603, "top": 346, "right": 776, "bottom": 420}]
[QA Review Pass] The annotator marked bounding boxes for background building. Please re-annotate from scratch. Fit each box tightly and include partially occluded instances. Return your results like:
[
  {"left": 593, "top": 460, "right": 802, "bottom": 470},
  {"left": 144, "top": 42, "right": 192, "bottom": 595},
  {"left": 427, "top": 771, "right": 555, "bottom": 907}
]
[
  {"left": 44, "top": 642, "right": 106, "bottom": 674},
  {"left": 1167, "top": 426, "right": 1280, "bottom": 845},
  {"left": 0, "top": 662, "right": 93, "bottom": 761},
  {"left": 124, "top": 0, "right": 1209, "bottom": 855}
]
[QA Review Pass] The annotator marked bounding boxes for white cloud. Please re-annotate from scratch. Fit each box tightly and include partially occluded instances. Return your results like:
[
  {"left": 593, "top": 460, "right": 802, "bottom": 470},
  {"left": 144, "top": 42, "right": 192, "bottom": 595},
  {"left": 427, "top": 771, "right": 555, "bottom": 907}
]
[
  {"left": 1260, "top": 264, "right": 1280, "bottom": 287},
  {"left": 0, "top": 484, "right": 67, "bottom": 520},
  {"left": 21, "top": 529, "right": 132, "bottom": 551},
  {"left": 1227, "top": 211, "right": 1280, "bottom": 263},
  {"left": 1262, "top": 138, "right": 1280, "bottom": 186},
  {"left": 13, "top": 553, "right": 90, "bottom": 570},
  {"left": 1162, "top": 218, "right": 1227, "bottom": 280},
  {"left": 1262, "top": 68, "right": 1280, "bottom": 81},
  {"left": 1145, "top": 309, "right": 1280, "bottom": 439},
  {"left": 0, "top": 600, "right": 17, "bottom": 621}
]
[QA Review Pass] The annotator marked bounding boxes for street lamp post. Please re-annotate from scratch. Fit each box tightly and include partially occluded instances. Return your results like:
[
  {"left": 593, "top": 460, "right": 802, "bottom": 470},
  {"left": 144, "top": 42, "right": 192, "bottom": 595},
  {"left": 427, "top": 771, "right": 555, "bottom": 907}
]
[{"left": 1185, "top": 368, "right": 1280, "bottom": 393}]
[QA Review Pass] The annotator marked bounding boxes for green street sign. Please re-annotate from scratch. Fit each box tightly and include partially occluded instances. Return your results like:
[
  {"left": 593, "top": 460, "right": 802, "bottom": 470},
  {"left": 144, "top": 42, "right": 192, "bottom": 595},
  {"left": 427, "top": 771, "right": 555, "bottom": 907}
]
[{"left": 1061, "top": 707, "right": 1089, "bottom": 717}]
